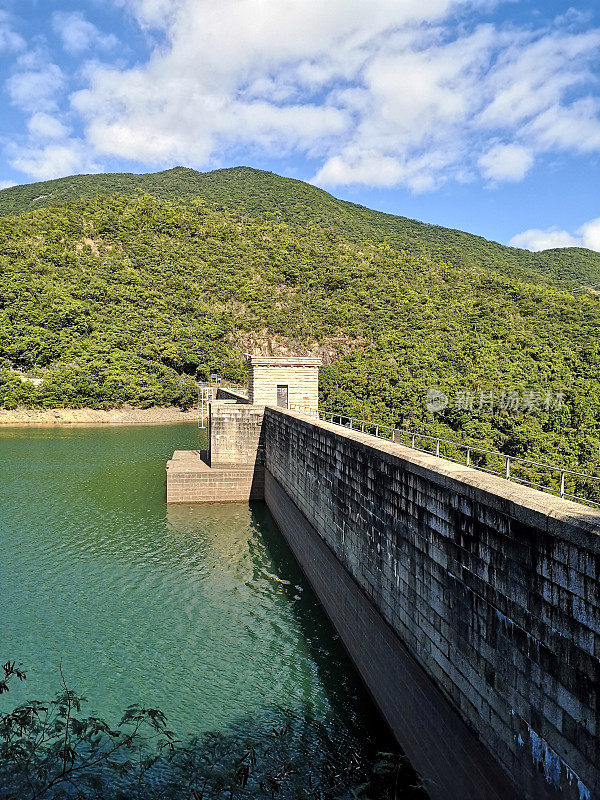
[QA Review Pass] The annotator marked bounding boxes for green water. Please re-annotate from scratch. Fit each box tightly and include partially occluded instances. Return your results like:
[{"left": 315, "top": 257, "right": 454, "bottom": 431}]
[{"left": 0, "top": 423, "right": 395, "bottom": 785}]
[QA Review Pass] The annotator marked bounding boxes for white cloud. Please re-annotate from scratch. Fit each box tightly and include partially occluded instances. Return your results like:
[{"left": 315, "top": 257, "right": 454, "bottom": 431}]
[
  {"left": 509, "top": 228, "right": 580, "bottom": 251},
  {"left": 8, "top": 141, "right": 102, "bottom": 181},
  {"left": 477, "top": 30, "right": 600, "bottom": 130},
  {"left": 0, "top": 180, "right": 16, "bottom": 190},
  {"left": 72, "top": 0, "right": 479, "bottom": 174},
  {"left": 112, "top": 0, "right": 182, "bottom": 29},
  {"left": 4, "top": 1, "right": 600, "bottom": 189},
  {"left": 478, "top": 143, "right": 533, "bottom": 182},
  {"left": 53, "top": 12, "right": 118, "bottom": 54},
  {"left": 6, "top": 62, "right": 64, "bottom": 113},
  {"left": 314, "top": 153, "right": 408, "bottom": 189},
  {"left": 509, "top": 217, "right": 600, "bottom": 252},
  {"left": 27, "top": 112, "right": 70, "bottom": 140},
  {"left": 578, "top": 217, "right": 600, "bottom": 252},
  {"left": 524, "top": 98, "right": 600, "bottom": 153},
  {"left": 0, "top": 11, "right": 25, "bottom": 53},
  {"left": 65, "top": 1, "right": 600, "bottom": 191},
  {"left": 313, "top": 148, "right": 456, "bottom": 192}
]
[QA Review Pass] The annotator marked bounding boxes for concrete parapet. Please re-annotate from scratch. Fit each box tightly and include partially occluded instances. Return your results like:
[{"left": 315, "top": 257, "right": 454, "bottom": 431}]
[
  {"left": 216, "top": 387, "right": 249, "bottom": 403},
  {"left": 164, "top": 373, "right": 600, "bottom": 799},
  {"left": 265, "top": 469, "right": 517, "bottom": 800}
]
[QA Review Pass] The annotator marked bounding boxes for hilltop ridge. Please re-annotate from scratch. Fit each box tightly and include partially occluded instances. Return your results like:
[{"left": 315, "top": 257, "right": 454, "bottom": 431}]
[{"left": 1, "top": 165, "right": 599, "bottom": 286}]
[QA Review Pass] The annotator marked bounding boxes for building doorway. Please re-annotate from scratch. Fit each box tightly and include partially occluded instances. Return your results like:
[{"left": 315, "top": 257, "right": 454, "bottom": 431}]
[{"left": 277, "top": 385, "right": 289, "bottom": 408}]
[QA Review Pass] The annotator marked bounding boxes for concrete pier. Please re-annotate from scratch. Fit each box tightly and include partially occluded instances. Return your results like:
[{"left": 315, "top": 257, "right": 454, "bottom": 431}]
[
  {"left": 165, "top": 450, "right": 264, "bottom": 503},
  {"left": 166, "top": 388, "right": 265, "bottom": 503}
]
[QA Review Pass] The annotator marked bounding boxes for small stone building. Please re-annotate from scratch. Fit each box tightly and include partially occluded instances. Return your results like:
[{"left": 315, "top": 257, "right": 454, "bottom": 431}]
[
  {"left": 246, "top": 355, "right": 321, "bottom": 413},
  {"left": 166, "top": 354, "right": 321, "bottom": 503}
]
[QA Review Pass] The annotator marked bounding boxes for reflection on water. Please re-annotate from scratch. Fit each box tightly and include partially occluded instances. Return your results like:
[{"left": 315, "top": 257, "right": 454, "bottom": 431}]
[{"left": 0, "top": 423, "right": 396, "bottom": 788}]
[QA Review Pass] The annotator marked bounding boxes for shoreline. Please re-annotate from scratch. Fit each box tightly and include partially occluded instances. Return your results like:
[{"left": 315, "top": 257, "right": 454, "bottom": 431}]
[{"left": 0, "top": 406, "right": 201, "bottom": 426}]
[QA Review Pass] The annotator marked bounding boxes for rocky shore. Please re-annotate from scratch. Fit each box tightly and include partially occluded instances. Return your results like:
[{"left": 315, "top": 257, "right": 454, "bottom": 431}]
[{"left": 0, "top": 406, "right": 200, "bottom": 425}]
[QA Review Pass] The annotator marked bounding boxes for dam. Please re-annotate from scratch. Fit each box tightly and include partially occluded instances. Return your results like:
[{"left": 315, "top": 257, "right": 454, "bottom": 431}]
[{"left": 167, "top": 356, "right": 600, "bottom": 800}]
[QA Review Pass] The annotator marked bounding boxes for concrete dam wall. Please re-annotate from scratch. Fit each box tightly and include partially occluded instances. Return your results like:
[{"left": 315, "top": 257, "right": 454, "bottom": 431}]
[
  {"left": 167, "top": 360, "right": 599, "bottom": 800},
  {"left": 261, "top": 408, "right": 599, "bottom": 800}
]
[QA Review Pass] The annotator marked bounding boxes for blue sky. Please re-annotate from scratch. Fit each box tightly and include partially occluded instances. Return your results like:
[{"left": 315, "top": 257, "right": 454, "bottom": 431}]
[{"left": 0, "top": 0, "right": 599, "bottom": 250}]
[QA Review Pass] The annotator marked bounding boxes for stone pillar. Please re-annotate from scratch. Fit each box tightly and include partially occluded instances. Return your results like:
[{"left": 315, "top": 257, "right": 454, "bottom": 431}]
[{"left": 208, "top": 401, "right": 265, "bottom": 466}]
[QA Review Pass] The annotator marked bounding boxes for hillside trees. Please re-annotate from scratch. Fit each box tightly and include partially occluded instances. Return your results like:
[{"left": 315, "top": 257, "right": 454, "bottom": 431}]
[
  {"left": 0, "top": 193, "right": 599, "bottom": 475},
  {"left": 1, "top": 166, "right": 600, "bottom": 286}
]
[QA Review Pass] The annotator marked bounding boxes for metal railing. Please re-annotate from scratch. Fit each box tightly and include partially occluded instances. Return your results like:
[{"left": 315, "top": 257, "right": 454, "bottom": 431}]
[{"left": 286, "top": 404, "right": 600, "bottom": 509}]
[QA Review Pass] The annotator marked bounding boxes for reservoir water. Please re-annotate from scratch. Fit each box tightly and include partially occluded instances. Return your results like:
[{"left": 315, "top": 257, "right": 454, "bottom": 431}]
[{"left": 0, "top": 423, "right": 419, "bottom": 796}]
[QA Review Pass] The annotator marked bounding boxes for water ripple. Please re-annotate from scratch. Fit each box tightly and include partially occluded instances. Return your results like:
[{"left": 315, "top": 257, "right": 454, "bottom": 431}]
[{"left": 0, "top": 424, "right": 388, "bottom": 763}]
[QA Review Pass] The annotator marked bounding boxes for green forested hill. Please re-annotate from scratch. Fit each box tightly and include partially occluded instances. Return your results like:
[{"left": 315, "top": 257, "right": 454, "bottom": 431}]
[
  {"left": 1, "top": 166, "right": 599, "bottom": 286},
  {"left": 1, "top": 193, "right": 599, "bottom": 486}
]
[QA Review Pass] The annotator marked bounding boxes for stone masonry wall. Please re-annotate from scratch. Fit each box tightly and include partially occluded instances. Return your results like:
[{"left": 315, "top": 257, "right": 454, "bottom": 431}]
[
  {"left": 248, "top": 366, "right": 318, "bottom": 412},
  {"left": 208, "top": 402, "right": 265, "bottom": 466},
  {"left": 264, "top": 469, "right": 516, "bottom": 800},
  {"left": 263, "top": 408, "right": 600, "bottom": 800}
]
